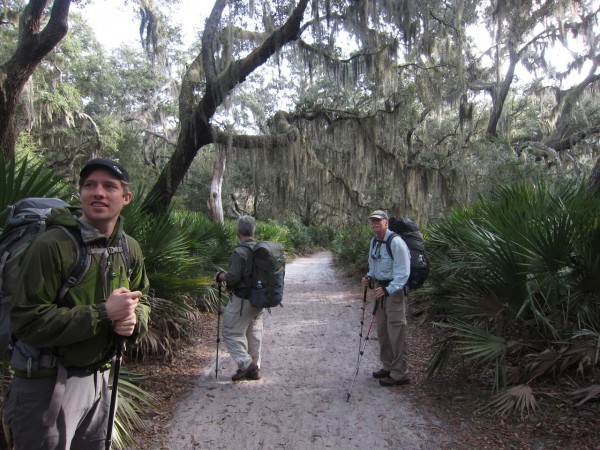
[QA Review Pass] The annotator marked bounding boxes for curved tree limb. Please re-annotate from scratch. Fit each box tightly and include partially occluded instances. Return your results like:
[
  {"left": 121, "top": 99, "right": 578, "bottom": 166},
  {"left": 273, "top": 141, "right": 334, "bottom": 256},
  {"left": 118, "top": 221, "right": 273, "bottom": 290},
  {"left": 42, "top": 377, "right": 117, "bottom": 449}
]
[
  {"left": 545, "top": 62, "right": 600, "bottom": 150},
  {"left": 211, "top": 128, "right": 299, "bottom": 149},
  {"left": 0, "top": 0, "right": 71, "bottom": 159},
  {"left": 146, "top": 0, "right": 310, "bottom": 214}
]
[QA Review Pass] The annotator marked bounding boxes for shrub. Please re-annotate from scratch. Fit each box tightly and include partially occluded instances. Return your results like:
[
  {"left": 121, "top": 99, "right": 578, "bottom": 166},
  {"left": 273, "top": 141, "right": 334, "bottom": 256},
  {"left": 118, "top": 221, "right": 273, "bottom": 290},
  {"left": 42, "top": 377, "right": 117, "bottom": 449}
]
[
  {"left": 421, "top": 179, "right": 600, "bottom": 412},
  {"left": 331, "top": 224, "right": 372, "bottom": 275}
]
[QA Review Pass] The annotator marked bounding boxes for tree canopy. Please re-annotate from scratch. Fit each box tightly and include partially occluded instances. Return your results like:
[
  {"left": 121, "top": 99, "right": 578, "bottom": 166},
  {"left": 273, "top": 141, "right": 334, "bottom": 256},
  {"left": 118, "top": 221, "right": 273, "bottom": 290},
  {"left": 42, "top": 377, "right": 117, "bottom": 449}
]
[{"left": 1, "top": 0, "right": 599, "bottom": 225}]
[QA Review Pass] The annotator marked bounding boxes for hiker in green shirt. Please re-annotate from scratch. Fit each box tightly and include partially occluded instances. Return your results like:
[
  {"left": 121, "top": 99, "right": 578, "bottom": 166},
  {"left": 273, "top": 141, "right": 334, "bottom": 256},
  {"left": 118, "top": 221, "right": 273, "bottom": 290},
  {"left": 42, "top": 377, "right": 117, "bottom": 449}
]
[
  {"left": 216, "top": 215, "right": 263, "bottom": 382},
  {"left": 3, "top": 158, "right": 150, "bottom": 449}
]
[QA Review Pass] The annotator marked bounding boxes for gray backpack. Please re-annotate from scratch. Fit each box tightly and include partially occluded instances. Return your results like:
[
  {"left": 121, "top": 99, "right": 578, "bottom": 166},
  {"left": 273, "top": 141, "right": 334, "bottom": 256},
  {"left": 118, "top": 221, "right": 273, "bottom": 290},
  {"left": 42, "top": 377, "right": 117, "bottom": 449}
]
[{"left": 0, "top": 198, "right": 83, "bottom": 361}]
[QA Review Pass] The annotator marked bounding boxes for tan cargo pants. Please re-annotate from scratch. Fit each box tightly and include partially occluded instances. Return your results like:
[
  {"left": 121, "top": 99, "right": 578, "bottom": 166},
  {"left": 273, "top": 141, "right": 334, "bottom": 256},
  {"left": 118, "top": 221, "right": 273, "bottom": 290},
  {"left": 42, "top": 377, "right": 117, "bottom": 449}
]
[
  {"left": 222, "top": 294, "right": 264, "bottom": 370},
  {"left": 375, "top": 288, "right": 409, "bottom": 381}
]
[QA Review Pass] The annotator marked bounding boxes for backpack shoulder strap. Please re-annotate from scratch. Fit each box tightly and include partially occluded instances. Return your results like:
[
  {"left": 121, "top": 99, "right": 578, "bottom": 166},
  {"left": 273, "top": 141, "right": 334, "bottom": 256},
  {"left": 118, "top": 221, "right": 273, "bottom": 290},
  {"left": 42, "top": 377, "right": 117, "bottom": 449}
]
[
  {"left": 54, "top": 230, "right": 132, "bottom": 303},
  {"left": 118, "top": 234, "right": 132, "bottom": 281},
  {"left": 53, "top": 226, "right": 91, "bottom": 305},
  {"left": 384, "top": 232, "right": 399, "bottom": 260},
  {"left": 236, "top": 241, "right": 257, "bottom": 280}
]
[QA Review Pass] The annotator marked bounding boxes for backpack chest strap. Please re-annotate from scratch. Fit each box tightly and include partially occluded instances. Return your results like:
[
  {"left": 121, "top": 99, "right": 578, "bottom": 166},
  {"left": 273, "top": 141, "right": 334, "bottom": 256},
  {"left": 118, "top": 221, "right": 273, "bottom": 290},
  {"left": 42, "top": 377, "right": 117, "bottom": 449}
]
[{"left": 371, "top": 233, "right": 398, "bottom": 260}]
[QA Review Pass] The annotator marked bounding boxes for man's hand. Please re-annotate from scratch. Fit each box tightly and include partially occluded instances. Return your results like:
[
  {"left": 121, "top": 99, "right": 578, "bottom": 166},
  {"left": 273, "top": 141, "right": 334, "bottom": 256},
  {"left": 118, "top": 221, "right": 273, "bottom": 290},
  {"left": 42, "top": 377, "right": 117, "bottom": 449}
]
[
  {"left": 113, "top": 315, "right": 137, "bottom": 336},
  {"left": 374, "top": 286, "right": 386, "bottom": 299},
  {"left": 215, "top": 271, "right": 225, "bottom": 284},
  {"left": 106, "top": 287, "right": 142, "bottom": 336}
]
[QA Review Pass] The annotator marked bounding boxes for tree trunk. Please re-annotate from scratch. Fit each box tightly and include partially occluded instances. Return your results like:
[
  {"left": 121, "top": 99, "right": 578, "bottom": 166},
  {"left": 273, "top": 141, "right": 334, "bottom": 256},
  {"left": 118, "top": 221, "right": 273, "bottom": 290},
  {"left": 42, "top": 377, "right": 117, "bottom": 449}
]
[
  {"left": 587, "top": 156, "right": 600, "bottom": 195},
  {"left": 486, "top": 48, "right": 518, "bottom": 137},
  {"left": 545, "top": 64, "right": 600, "bottom": 151},
  {"left": 208, "top": 145, "right": 227, "bottom": 224},
  {"left": 0, "top": 0, "right": 71, "bottom": 160},
  {"left": 145, "top": 0, "right": 310, "bottom": 216}
]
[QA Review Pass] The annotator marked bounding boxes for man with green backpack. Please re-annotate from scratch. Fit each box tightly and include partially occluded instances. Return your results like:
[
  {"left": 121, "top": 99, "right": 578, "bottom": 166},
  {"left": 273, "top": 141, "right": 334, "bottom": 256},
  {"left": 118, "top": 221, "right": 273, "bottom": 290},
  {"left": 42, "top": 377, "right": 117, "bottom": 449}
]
[
  {"left": 2, "top": 158, "right": 150, "bottom": 449},
  {"left": 216, "top": 214, "right": 286, "bottom": 382},
  {"left": 216, "top": 215, "right": 264, "bottom": 381}
]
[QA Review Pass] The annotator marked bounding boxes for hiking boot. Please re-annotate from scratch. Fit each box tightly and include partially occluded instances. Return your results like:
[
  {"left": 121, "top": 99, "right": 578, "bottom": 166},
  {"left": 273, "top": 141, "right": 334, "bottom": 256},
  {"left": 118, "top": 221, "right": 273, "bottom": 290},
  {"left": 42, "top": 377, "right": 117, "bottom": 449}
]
[
  {"left": 231, "top": 363, "right": 259, "bottom": 381},
  {"left": 372, "top": 369, "right": 391, "bottom": 379},
  {"left": 379, "top": 376, "right": 410, "bottom": 387},
  {"left": 246, "top": 368, "right": 261, "bottom": 380}
]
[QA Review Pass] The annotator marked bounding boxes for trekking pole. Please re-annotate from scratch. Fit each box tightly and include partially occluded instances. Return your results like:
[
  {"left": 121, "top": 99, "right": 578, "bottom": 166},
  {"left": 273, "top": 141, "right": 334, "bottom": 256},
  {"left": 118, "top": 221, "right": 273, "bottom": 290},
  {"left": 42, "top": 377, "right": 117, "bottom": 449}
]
[
  {"left": 346, "top": 300, "right": 378, "bottom": 402},
  {"left": 106, "top": 335, "right": 125, "bottom": 450},
  {"left": 215, "top": 283, "right": 222, "bottom": 379},
  {"left": 357, "top": 285, "right": 368, "bottom": 363}
]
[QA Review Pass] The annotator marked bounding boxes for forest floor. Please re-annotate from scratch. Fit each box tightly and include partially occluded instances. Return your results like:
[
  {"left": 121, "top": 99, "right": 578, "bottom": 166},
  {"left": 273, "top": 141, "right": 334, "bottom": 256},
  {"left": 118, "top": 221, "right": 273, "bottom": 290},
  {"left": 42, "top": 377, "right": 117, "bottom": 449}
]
[{"left": 130, "top": 252, "right": 600, "bottom": 450}]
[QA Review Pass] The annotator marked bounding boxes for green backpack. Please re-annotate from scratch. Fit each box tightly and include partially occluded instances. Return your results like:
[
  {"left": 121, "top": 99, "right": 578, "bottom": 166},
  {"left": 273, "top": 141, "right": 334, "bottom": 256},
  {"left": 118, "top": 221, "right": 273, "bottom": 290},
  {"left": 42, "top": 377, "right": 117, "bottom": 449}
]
[{"left": 241, "top": 241, "right": 285, "bottom": 308}]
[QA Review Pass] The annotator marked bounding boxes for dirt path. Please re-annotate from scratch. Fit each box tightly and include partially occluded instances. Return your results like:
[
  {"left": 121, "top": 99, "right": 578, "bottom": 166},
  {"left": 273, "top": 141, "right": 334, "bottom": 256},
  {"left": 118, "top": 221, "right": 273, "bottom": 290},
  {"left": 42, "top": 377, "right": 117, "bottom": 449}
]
[{"left": 162, "top": 252, "right": 453, "bottom": 449}]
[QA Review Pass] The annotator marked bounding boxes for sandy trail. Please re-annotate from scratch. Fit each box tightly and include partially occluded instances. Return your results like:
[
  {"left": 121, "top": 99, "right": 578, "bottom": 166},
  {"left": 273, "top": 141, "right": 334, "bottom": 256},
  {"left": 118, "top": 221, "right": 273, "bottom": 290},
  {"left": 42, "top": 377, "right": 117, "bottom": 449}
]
[{"left": 163, "top": 251, "right": 450, "bottom": 449}]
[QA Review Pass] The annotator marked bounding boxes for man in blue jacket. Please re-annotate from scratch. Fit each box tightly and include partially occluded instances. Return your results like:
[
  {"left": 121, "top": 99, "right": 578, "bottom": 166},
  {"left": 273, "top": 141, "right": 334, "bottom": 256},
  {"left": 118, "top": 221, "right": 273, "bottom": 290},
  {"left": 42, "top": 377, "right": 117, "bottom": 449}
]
[{"left": 361, "top": 210, "right": 411, "bottom": 386}]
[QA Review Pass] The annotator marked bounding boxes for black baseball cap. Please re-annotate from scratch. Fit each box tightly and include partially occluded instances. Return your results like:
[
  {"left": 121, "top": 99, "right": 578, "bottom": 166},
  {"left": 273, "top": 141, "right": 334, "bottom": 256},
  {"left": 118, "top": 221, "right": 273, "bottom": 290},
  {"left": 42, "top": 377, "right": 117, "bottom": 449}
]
[{"left": 80, "top": 158, "right": 130, "bottom": 183}]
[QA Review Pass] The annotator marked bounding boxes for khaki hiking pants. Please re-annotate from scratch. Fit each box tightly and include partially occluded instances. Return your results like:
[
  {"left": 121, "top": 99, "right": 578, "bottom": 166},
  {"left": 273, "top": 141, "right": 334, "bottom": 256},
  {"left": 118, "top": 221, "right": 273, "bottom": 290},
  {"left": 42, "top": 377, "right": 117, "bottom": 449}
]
[
  {"left": 222, "top": 293, "right": 264, "bottom": 370},
  {"left": 375, "top": 288, "right": 409, "bottom": 382},
  {"left": 3, "top": 369, "right": 110, "bottom": 449}
]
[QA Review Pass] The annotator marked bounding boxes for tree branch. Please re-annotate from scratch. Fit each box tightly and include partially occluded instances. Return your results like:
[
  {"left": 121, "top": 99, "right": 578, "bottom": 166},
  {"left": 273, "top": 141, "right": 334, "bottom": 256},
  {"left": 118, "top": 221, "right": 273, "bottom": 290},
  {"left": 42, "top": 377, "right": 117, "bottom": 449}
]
[
  {"left": 1, "top": 0, "right": 71, "bottom": 158},
  {"left": 211, "top": 127, "right": 299, "bottom": 149}
]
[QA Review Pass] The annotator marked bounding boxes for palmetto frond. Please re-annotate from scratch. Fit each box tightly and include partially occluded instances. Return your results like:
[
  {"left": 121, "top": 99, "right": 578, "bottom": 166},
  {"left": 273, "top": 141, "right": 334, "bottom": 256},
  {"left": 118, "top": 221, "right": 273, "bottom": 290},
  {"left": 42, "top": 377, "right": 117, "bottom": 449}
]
[
  {"left": 423, "top": 179, "right": 600, "bottom": 402},
  {"left": 434, "top": 319, "right": 508, "bottom": 391},
  {"left": 0, "top": 155, "right": 69, "bottom": 226},
  {"left": 515, "top": 341, "right": 598, "bottom": 384},
  {"left": 488, "top": 384, "right": 538, "bottom": 418},
  {"left": 570, "top": 385, "right": 600, "bottom": 406},
  {"left": 133, "top": 295, "right": 201, "bottom": 360},
  {"left": 114, "top": 370, "right": 157, "bottom": 450}
]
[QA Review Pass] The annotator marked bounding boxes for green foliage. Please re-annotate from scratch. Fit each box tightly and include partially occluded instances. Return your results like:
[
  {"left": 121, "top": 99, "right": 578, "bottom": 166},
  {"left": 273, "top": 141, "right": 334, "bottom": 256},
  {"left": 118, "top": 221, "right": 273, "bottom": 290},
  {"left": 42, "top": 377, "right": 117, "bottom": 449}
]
[
  {"left": 255, "top": 219, "right": 291, "bottom": 249},
  {"left": 133, "top": 213, "right": 204, "bottom": 297},
  {"left": 284, "top": 217, "right": 311, "bottom": 253},
  {"left": 113, "top": 371, "right": 157, "bottom": 450},
  {"left": 280, "top": 218, "right": 334, "bottom": 253},
  {"left": 171, "top": 210, "right": 234, "bottom": 273},
  {"left": 132, "top": 295, "right": 201, "bottom": 360},
  {"left": 38, "top": 82, "right": 81, "bottom": 113},
  {"left": 308, "top": 224, "right": 335, "bottom": 248},
  {"left": 330, "top": 224, "right": 373, "bottom": 275},
  {"left": 421, "top": 179, "right": 600, "bottom": 413},
  {"left": 123, "top": 193, "right": 232, "bottom": 332},
  {"left": 0, "top": 155, "right": 70, "bottom": 227},
  {"left": 14, "top": 134, "right": 42, "bottom": 164}
]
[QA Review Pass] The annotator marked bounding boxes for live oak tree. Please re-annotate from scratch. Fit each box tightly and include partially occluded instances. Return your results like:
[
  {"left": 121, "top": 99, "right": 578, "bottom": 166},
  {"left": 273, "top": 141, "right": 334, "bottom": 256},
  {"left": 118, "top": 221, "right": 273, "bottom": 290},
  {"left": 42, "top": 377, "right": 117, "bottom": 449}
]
[
  {"left": 1, "top": 0, "right": 599, "bottom": 221},
  {"left": 143, "top": 0, "right": 309, "bottom": 220},
  {"left": 0, "top": 0, "right": 71, "bottom": 160}
]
